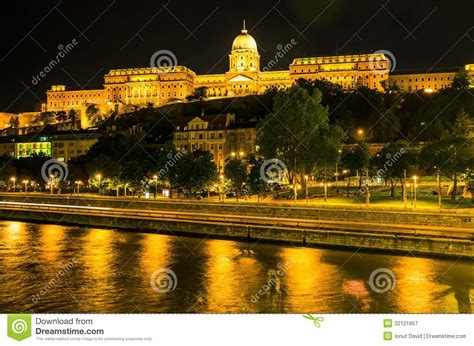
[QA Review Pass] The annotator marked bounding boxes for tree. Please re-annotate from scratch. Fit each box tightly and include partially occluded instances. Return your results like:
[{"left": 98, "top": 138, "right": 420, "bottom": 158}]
[
  {"left": 8, "top": 116, "right": 19, "bottom": 129},
  {"left": 340, "top": 142, "right": 371, "bottom": 196},
  {"left": 68, "top": 109, "right": 79, "bottom": 128},
  {"left": 86, "top": 105, "right": 104, "bottom": 127},
  {"left": 247, "top": 157, "right": 268, "bottom": 202},
  {"left": 224, "top": 157, "right": 247, "bottom": 200},
  {"left": 371, "top": 141, "right": 418, "bottom": 197},
  {"left": 56, "top": 111, "right": 68, "bottom": 123},
  {"left": 452, "top": 109, "right": 472, "bottom": 138},
  {"left": 257, "top": 85, "right": 345, "bottom": 186},
  {"left": 186, "top": 87, "right": 208, "bottom": 102},
  {"left": 149, "top": 142, "right": 184, "bottom": 199},
  {"left": 371, "top": 109, "right": 401, "bottom": 143},
  {"left": 420, "top": 137, "right": 474, "bottom": 201},
  {"left": 85, "top": 155, "right": 122, "bottom": 194},
  {"left": 119, "top": 160, "right": 150, "bottom": 195},
  {"left": 452, "top": 68, "right": 471, "bottom": 90},
  {"left": 174, "top": 150, "right": 217, "bottom": 197},
  {"left": 0, "top": 155, "right": 16, "bottom": 188},
  {"left": 34, "top": 112, "right": 55, "bottom": 126},
  {"left": 13, "top": 153, "right": 51, "bottom": 187}
]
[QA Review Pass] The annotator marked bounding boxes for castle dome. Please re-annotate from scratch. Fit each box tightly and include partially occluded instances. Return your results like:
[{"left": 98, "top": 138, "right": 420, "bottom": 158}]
[{"left": 231, "top": 21, "right": 258, "bottom": 51}]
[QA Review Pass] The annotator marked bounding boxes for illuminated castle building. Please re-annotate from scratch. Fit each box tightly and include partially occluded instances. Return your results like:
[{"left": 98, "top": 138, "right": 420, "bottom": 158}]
[
  {"left": 44, "top": 22, "right": 391, "bottom": 127},
  {"left": 42, "top": 21, "right": 473, "bottom": 130}
]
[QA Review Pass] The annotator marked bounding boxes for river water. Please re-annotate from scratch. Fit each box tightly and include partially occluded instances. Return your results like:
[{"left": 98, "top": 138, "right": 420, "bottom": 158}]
[{"left": 0, "top": 220, "right": 472, "bottom": 313}]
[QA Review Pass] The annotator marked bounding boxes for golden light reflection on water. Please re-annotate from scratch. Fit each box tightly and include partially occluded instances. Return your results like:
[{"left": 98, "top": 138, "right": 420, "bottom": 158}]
[
  {"left": 79, "top": 228, "right": 115, "bottom": 309},
  {"left": 38, "top": 225, "right": 66, "bottom": 262},
  {"left": 203, "top": 240, "right": 259, "bottom": 312},
  {"left": 394, "top": 257, "right": 458, "bottom": 313},
  {"left": 0, "top": 221, "right": 472, "bottom": 313},
  {"left": 0, "top": 222, "right": 28, "bottom": 269},
  {"left": 139, "top": 233, "right": 171, "bottom": 287},
  {"left": 341, "top": 279, "right": 371, "bottom": 312},
  {"left": 279, "top": 247, "right": 339, "bottom": 312}
]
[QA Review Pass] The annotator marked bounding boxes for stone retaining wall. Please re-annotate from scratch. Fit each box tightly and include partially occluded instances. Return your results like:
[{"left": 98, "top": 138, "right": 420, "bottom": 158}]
[{"left": 0, "top": 207, "right": 471, "bottom": 258}]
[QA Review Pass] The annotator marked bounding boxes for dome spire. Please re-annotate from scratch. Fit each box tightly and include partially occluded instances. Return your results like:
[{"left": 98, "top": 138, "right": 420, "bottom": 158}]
[{"left": 242, "top": 19, "right": 247, "bottom": 33}]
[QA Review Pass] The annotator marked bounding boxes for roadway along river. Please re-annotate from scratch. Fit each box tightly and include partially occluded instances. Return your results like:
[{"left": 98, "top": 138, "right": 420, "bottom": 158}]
[{"left": 0, "top": 220, "right": 472, "bottom": 313}]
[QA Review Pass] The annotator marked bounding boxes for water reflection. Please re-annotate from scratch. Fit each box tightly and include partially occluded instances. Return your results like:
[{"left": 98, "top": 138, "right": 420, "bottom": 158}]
[{"left": 0, "top": 220, "right": 472, "bottom": 313}]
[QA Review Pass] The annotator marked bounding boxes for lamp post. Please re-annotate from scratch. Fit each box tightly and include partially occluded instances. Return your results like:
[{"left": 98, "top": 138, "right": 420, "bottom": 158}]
[
  {"left": 50, "top": 175, "right": 54, "bottom": 195},
  {"left": 435, "top": 168, "right": 442, "bottom": 209},
  {"left": 304, "top": 175, "right": 309, "bottom": 204},
  {"left": 153, "top": 175, "right": 158, "bottom": 199},
  {"left": 365, "top": 169, "right": 370, "bottom": 207},
  {"left": 96, "top": 174, "right": 102, "bottom": 196},
  {"left": 10, "top": 177, "right": 16, "bottom": 192},
  {"left": 403, "top": 169, "right": 407, "bottom": 208},
  {"left": 356, "top": 128, "right": 364, "bottom": 141},
  {"left": 219, "top": 174, "right": 224, "bottom": 202},
  {"left": 22, "top": 180, "right": 28, "bottom": 193},
  {"left": 413, "top": 175, "right": 417, "bottom": 208},
  {"left": 335, "top": 149, "right": 341, "bottom": 186},
  {"left": 75, "top": 180, "right": 82, "bottom": 194},
  {"left": 321, "top": 182, "right": 329, "bottom": 203}
]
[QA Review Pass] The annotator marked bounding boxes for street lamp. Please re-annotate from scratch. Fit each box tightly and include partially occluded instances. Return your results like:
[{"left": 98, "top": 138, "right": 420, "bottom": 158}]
[
  {"left": 75, "top": 180, "right": 83, "bottom": 194},
  {"left": 10, "top": 177, "right": 16, "bottom": 192},
  {"left": 153, "top": 175, "right": 158, "bottom": 199},
  {"left": 413, "top": 175, "right": 417, "bottom": 208},
  {"left": 219, "top": 174, "right": 224, "bottom": 202},
  {"left": 434, "top": 166, "right": 442, "bottom": 209},
  {"left": 321, "top": 182, "right": 330, "bottom": 202},
  {"left": 22, "top": 180, "right": 28, "bottom": 193},
  {"left": 96, "top": 174, "right": 102, "bottom": 196},
  {"left": 335, "top": 149, "right": 342, "bottom": 186},
  {"left": 304, "top": 175, "right": 309, "bottom": 203},
  {"left": 49, "top": 175, "right": 54, "bottom": 195},
  {"left": 239, "top": 151, "right": 244, "bottom": 157}
]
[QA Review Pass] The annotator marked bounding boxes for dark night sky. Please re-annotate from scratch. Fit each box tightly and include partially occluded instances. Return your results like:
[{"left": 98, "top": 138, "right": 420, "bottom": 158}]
[{"left": 1, "top": 0, "right": 472, "bottom": 113}]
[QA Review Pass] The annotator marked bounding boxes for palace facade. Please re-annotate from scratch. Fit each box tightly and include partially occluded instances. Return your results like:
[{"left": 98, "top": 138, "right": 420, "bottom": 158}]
[
  {"left": 44, "top": 22, "right": 390, "bottom": 126},
  {"left": 388, "top": 64, "right": 474, "bottom": 92},
  {"left": 42, "top": 22, "right": 472, "bottom": 130}
]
